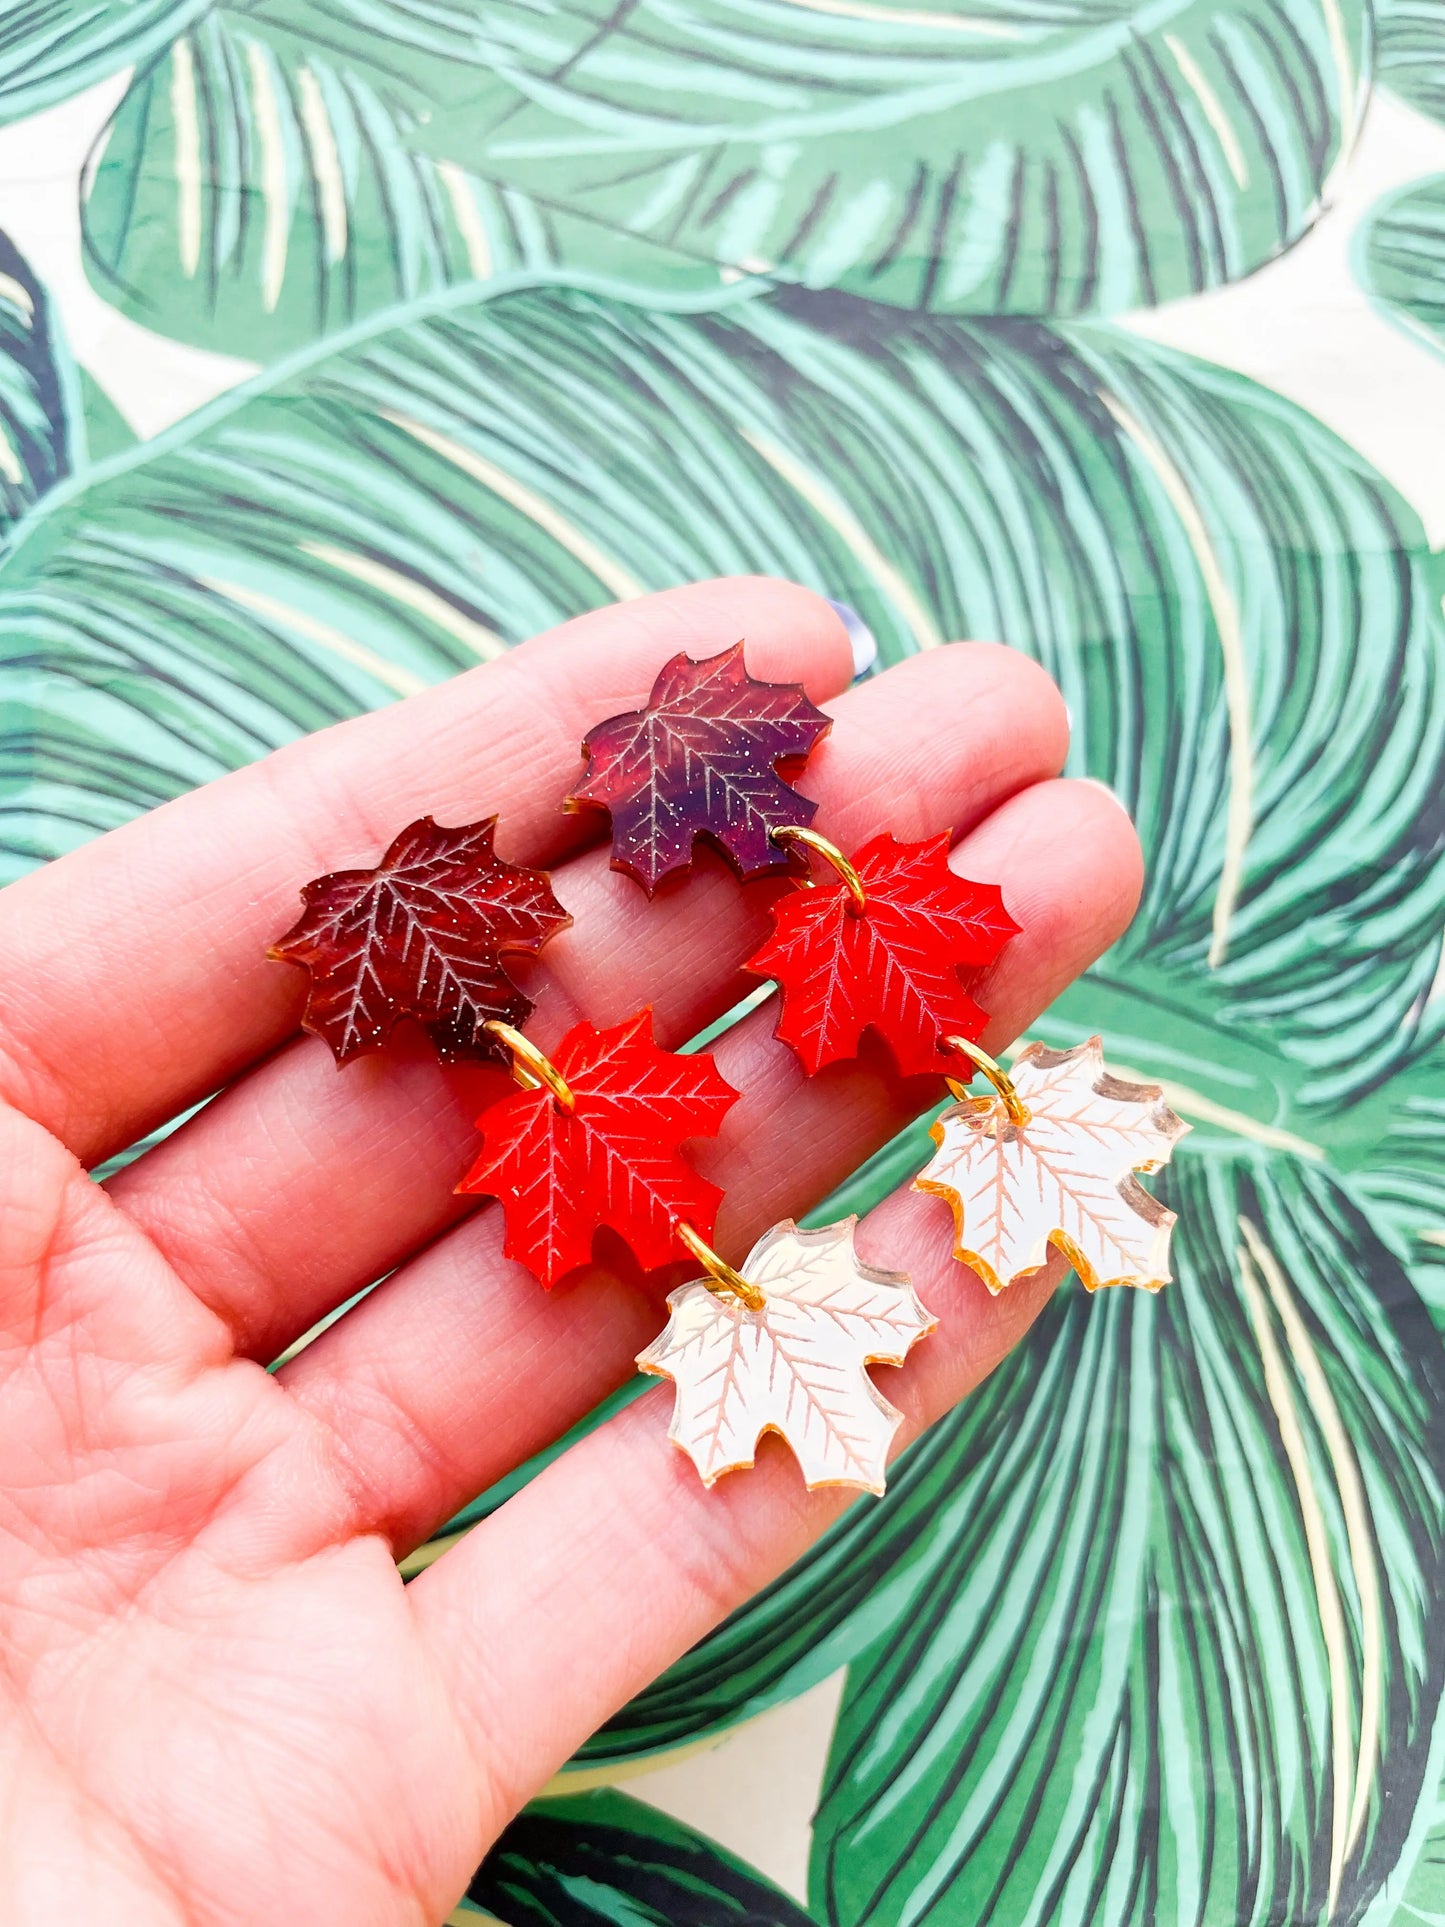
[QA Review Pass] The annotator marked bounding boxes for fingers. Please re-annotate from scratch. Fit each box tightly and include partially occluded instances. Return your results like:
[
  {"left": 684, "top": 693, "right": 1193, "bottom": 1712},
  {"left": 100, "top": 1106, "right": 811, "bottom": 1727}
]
[
  {"left": 405, "top": 1085, "right": 1107, "bottom": 1831},
  {"left": 108, "top": 644, "right": 1070, "bottom": 1361},
  {"left": 0, "top": 1098, "right": 237, "bottom": 1420},
  {"left": 278, "top": 778, "right": 1141, "bottom": 1555},
  {"left": 0, "top": 579, "right": 853, "bottom": 1166}
]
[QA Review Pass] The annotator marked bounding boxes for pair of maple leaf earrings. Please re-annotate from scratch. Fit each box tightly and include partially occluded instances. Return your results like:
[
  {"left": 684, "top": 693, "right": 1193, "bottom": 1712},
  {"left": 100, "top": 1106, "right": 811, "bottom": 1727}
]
[{"left": 272, "top": 646, "right": 1187, "bottom": 1496}]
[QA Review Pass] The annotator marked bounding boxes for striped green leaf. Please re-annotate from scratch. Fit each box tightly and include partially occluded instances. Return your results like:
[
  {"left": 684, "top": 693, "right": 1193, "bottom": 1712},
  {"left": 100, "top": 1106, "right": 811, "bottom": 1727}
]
[
  {"left": 0, "top": 234, "right": 80, "bottom": 530},
  {"left": 1355, "top": 1039, "right": 1445, "bottom": 1331},
  {"left": 81, "top": 8, "right": 506, "bottom": 357},
  {"left": 1384, "top": 1760, "right": 1445, "bottom": 1926},
  {"left": 77, "top": 373, "right": 136, "bottom": 464},
  {"left": 811, "top": 1153, "right": 1445, "bottom": 1927},
  {"left": 0, "top": 0, "right": 207, "bottom": 125},
  {"left": 1377, "top": 0, "right": 1445, "bottom": 123},
  {"left": 78, "top": 0, "right": 1370, "bottom": 357},
  {"left": 1356, "top": 174, "right": 1445, "bottom": 360},
  {"left": 467, "top": 1790, "right": 817, "bottom": 1925},
  {"left": 80, "top": 4, "right": 727, "bottom": 361},
  {"left": 452, "top": 0, "right": 1369, "bottom": 315}
]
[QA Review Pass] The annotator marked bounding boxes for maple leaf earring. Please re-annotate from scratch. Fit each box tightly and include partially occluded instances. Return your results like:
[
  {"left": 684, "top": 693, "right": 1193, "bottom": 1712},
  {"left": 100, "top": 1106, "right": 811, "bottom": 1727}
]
[
  {"left": 266, "top": 645, "right": 1191, "bottom": 1504},
  {"left": 462, "top": 1016, "right": 934, "bottom": 1495},
  {"left": 639, "top": 1220, "right": 936, "bottom": 1497},
  {"left": 916, "top": 1035, "right": 1190, "bottom": 1293},
  {"left": 268, "top": 815, "right": 571, "bottom": 1064},
  {"left": 566, "top": 641, "right": 832, "bottom": 892},
  {"left": 747, "top": 827, "right": 1018, "bottom": 1076},
  {"left": 458, "top": 1010, "right": 739, "bottom": 1286}
]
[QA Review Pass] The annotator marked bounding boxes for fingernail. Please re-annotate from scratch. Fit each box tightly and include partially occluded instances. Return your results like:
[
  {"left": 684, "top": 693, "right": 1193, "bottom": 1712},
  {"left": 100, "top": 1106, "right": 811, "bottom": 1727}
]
[
  {"left": 1077, "top": 776, "right": 1133, "bottom": 815},
  {"left": 825, "top": 598, "right": 879, "bottom": 679}
]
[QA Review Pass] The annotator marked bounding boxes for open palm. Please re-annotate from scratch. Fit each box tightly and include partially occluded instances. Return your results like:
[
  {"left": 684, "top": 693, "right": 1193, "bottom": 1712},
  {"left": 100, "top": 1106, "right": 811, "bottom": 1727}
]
[{"left": 0, "top": 580, "right": 1141, "bottom": 1925}]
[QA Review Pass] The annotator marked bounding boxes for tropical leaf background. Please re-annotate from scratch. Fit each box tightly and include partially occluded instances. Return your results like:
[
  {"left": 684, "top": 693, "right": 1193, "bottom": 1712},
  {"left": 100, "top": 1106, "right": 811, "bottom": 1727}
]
[
  {"left": 1377, "top": 0, "right": 1445, "bottom": 123},
  {"left": 460, "top": 1789, "right": 820, "bottom": 1924},
  {"left": 74, "top": 0, "right": 1373, "bottom": 357},
  {"left": 2, "top": 0, "right": 1445, "bottom": 1920},
  {"left": 1359, "top": 173, "right": 1445, "bottom": 355}
]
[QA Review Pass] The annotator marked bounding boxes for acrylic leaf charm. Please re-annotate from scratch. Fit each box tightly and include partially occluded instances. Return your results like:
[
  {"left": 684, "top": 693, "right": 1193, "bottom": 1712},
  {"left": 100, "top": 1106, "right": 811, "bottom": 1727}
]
[
  {"left": 459, "top": 1010, "right": 738, "bottom": 1287},
  {"left": 915, "top": 1037, "right": 1190, "bottom": 1293},
  {"left": 269, "top": 816, "right": 570, "bottom": 1065},
  {"left": 638, "top": 1219, "right": 936, "bottom": 1495},
  {"left": 747, "top": 832, "right": 1018, "bottom": 1076},
  {"left": 568, "top": 642, "right": 831, "bottom": 893}
]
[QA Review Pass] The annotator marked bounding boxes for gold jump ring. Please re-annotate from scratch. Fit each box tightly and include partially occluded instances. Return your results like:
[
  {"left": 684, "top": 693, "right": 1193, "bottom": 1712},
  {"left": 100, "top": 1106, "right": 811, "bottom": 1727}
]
[
  {"left": 942, "top": 1035, "right": 1030, "bottom": 1127},
  {"left": 676, "top": 1222, "right": 765, "bottom": 1312},
  {"left": 774, "top": 826, "right": 867, "bottom": 912},
  {"left": 483, "top": 1020, "right": 575, "bottom": 1111}
]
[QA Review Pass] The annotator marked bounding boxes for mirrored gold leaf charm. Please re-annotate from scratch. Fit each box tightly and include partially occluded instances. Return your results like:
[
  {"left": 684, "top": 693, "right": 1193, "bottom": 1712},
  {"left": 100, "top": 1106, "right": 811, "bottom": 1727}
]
[
  {"left": 916, "top": 1036, "right": 1189, "bottom": 1294},
  {"left": 637, "top": 1219, "right": 936, "bottom": 1496}
]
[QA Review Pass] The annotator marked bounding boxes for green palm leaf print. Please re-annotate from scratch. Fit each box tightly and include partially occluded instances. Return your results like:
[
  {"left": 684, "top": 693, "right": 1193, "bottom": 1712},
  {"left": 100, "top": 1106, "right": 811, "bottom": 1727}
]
[
  {"left": 449, "top": 0, "right": 1369, "bottom": 312},
  {"left": 4, "top": 263, "right": 1443, "bottom": 1922},
  {"left": 467, "top": 1790, "right": 818, "bottom": 1924},
  {"left": 1376, "top": 0, "right": 1445, "bottom": 124},
  {"left": 1357, "top": 174, "right": 1445, "bottom": 360},
  {"left": 0, "top": 236, "right": 80, "bottom": 531},
  {"left": 1383, "top": 1755, "right": 1445, "bottom": 1927},
  {"left": 78, "top": 4, "right": 723, "bottom": 363},
  {"left": 1355, "top": 1039, "right": 1445, "bottom": 1323},
  {"left": 75, "top": 0, "right": 1369, "bottom": 359},
  {"left": 811, "top": 1156, "right": 1445, "bottom": 1927},
  {"left": 0, "top": 0, "right": 206, "bottom": 124}
]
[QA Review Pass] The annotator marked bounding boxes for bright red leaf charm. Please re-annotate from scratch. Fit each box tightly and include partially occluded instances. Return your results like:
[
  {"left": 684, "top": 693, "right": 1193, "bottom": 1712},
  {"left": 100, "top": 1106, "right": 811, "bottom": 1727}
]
[
  {"left": 746, "top": 832, "right": 1018, "bottom": 1077},
  {"left": 269, "top": 815, "right": 571, "bottom": 1066},
  {"left": 567, "top": 642, "right": 831, "bottom": 893},
  {"left": 460, "top": 1010, "right": 739, "bottom": 1287}
]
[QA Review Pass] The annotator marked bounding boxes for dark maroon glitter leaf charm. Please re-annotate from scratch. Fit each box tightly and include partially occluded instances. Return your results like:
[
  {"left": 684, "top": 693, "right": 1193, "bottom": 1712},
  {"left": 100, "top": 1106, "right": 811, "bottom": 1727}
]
[
  {"left": 269, "top": 815, "right": 571, "bottom": 1065},
  {"left": 567, "top": 643, "right": 832, "bottom": 894}
]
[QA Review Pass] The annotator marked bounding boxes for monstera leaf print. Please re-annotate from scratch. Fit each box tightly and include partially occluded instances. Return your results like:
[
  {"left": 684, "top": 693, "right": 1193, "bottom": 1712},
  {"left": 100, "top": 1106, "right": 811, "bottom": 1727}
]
[
  {"left": 77, "top": 0, "right": 1368, "bottom": 359},
  {"left": 5, "top": 259, "right": 1445, "bottom": 1922},
  {"left": 465, "top": 1789, "right": 818, "bottom": 1925}
]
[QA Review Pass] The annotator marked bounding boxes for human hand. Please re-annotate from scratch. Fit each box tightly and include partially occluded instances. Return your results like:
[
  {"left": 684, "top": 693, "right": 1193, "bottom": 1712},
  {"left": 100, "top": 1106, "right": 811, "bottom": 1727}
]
[{"left": 0, "top": 580, "right": 1141, "bottom": 1924}]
